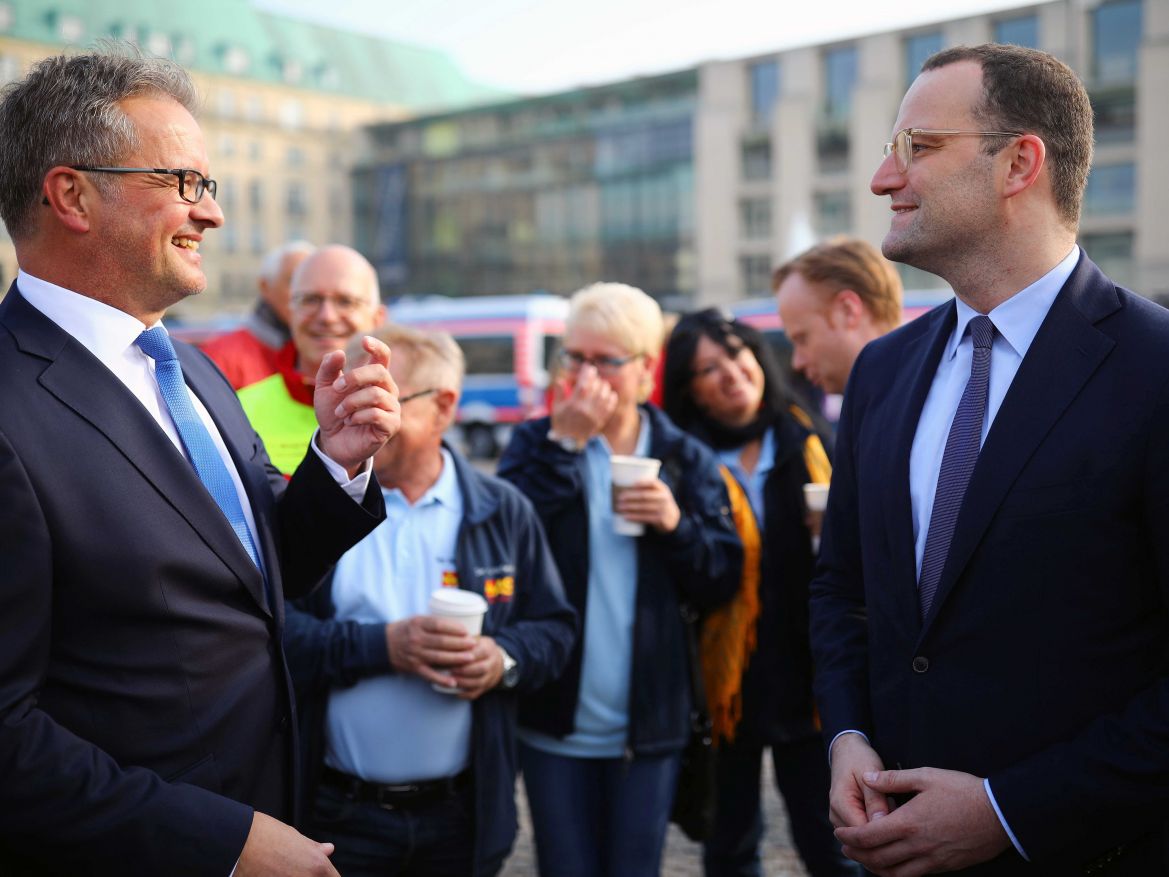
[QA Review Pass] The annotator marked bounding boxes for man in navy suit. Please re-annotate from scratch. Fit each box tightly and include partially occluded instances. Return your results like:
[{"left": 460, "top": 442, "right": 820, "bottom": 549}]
[
  {"left": 0, "top": 51, "right": 400, "bottom": 875},
  {"left": 810, "top": 44, "right": 1169, "bottom": 875}
]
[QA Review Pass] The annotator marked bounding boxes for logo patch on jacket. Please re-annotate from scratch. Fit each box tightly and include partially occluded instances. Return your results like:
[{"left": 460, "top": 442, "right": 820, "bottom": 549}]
[
  {"left": 484, "top": 575, "right": 514, "bottom": 603},
  {"left": 441, "top": 569, "right": 460, "bottom": 588}
]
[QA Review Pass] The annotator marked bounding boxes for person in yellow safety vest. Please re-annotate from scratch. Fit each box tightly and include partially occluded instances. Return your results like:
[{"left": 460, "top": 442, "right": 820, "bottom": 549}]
[{"left": 238, "top": 244, "right": 387, "bottom": 475}]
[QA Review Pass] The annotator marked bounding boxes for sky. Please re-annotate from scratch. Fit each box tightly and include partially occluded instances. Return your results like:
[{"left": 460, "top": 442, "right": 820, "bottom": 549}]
[{"left": 254, "top": 0, "right": 1037, "bottom": 95}]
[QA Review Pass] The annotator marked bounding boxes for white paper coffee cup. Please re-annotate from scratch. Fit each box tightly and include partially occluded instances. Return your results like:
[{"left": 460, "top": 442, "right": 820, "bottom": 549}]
[
  {"left": 428, "top": 588, "right": 488, "bottom": 693},
  {"left": 610, "top": 455, "right": 662, "bottom": 536},
  {"left": 803, "top": 482, "right": 830, "bottom": 512}
]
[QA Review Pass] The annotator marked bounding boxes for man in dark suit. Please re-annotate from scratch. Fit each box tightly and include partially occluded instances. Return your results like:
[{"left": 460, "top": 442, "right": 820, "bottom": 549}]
[
  {"left": 810, "top": 44, "right": 1169, "bottom": 876},
  {"left": 0, "top": 51, "right": 400, "bottom": 876}
]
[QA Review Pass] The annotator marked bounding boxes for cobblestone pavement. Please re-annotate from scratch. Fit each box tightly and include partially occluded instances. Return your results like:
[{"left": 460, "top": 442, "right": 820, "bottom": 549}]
[{"left": 500, "top": 751, "right": 810, "bottom": 876}]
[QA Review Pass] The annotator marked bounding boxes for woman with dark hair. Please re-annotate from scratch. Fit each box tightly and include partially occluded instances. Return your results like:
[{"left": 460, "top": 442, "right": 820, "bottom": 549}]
[{"left": 663, "top": 308, "right": 856, "bottom": 877}]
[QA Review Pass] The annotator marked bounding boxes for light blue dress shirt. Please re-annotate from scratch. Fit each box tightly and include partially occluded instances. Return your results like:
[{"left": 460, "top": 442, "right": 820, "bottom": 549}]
[
  {"left": 718, "top": 427, "right": 776, "bottom": 528},
  {"left": 520, "top": 413, "right": 650, "bottom": 758},
  {"left": 324, "top": 449, "right": 473, "bottom": 783},
  {"left": 905, "top": 246, "right": 1079, "bottom": 859},
  {"left": 908, "top": 247, "right": 1079, "bottom": 578}
]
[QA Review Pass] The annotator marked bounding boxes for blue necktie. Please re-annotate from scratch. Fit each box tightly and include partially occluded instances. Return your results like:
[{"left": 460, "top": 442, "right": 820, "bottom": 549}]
[
  {"left": 918, "top": 315, "right": 995, "bottom": 618},
  {"left": 135, "top": 327, "right": 262, "bottom": 570}
]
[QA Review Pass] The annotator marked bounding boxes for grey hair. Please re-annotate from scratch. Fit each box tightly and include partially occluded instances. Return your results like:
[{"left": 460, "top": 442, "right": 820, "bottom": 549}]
[
  {"left": 365, "top": 323, "right": 466, "bottom": 393},
  {"left": 0, "top": 45, "right": 199, "bottom": 240},
  {"left": 260, "top": 240, "right": 316, "bottom": 282}
]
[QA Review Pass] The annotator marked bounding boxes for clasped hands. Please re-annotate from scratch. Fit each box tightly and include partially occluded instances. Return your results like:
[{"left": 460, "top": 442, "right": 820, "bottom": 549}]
[
  {"left": 313, "top": 336, "right": 401, "bottom": 478},
  {"left": 828, "top": 733, "right": 1011, "bottom": 876},
  {"left": 385, "top": 616, "right": 504, "bottom": 700}
]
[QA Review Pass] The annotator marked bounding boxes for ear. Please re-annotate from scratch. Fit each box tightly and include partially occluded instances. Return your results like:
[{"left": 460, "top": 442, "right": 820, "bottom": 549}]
[
  {"left": 372, "top": 303, "right": 388, "bottom": 328},
  {"left": 830, "top": 289, "right": 865, "bottom": 330},
  {"left": 1002, "top": 133, "right": 1045, "bottom": 199},
  {"left": 41, "top": 166, "right": 92, "bottom": 234},
  {"left": 434, "top": 387, "right": 459, "bottom": 429}
]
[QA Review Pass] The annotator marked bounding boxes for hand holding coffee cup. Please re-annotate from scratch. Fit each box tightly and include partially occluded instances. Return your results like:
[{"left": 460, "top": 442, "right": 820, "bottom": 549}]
[
  {"left": 803, "top": 482, "right": 830, "bottom": 552},
  {"left": 426, "top": 589, "right": 489, "bottom": 693},
  {"left": 610, "top": 455, "right": 677, "bottom": 536}
]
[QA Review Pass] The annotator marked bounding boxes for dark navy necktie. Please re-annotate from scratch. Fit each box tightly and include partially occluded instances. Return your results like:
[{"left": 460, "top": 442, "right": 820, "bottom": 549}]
[
  {"left": 135, "top": 327, "right": 262, "bottom": 570},
  {"left": 918, "top": 315, "right": 995, "bottom": 618}
]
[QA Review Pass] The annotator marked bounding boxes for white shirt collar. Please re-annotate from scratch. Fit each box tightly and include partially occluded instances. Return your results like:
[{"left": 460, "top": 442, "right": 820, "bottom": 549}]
[
  {"left": 946, "top": 246, "right": 1080, "bottom": 361},
  {"left": 17, "top": 269, "right": 160, "bottom": 370}
]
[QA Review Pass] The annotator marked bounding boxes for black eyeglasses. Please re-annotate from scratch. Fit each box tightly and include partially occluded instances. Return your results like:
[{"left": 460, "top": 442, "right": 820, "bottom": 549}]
[
  {"left": 400, "top": 388, "right": 437, "bottom": 405},
  {"left": 557, "top": 348, "right": 640, "bottom": 375},
  {"left": 70, "top": 166, "right": 218, "bottom": 203}
]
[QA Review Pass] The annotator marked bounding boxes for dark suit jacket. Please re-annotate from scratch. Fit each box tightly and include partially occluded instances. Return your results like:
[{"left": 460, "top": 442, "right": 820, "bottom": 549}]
[
  {"left": 0, "top": 286, "right": 385, "bottom": 876},
  {"left": 810, "top": 254, "right": 1169, "bottom": 875}
]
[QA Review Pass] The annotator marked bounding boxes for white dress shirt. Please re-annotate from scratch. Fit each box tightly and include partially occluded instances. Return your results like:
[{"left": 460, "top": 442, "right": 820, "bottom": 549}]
[{"left": 16, "top": 270, "right": 371, "bottom": 554}]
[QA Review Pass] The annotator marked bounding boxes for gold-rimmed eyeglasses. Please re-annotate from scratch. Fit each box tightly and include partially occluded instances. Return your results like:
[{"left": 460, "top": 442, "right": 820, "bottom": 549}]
[{"left": 882, "top": 128, "right": 1022, "bottom": 174}]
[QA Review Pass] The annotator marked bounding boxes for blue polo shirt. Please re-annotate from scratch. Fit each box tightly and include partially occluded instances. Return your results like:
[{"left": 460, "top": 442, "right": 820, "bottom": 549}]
[
  {"left": 323, "top": 450, "right": 472, "bottom": 783},
  {"left": 521, "top": 414, "right": 651, "bottom": 758}
]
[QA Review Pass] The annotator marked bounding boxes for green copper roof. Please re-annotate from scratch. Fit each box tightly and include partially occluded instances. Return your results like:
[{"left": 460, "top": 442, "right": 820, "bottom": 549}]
[{"left": 1, "top": 0, "right": 506, "bottom": 110}]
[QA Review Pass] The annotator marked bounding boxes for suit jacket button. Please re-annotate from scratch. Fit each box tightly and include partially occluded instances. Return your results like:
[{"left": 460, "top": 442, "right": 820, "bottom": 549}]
[{"left": 912, "top": 656, "right": 930, "bottom": 673}]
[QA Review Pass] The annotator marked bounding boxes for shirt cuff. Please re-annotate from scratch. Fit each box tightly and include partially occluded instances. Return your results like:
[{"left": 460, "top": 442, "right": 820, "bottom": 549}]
[
  {"left": 827, "top": 729, "right": 870, "bottom": 765},
  {"left": 311, "top": 429, "right": 372, "bottom": 501},
  {"left": 984, "top": 778, "right": 1029, "bottom": 861}
]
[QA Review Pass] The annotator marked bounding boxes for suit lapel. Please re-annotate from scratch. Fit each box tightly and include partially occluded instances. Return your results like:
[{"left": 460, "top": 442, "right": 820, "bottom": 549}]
[
  {"left": 919, "top": 258, "right": 1119, "bottom": 636},
  {"left": 878, "top": 303, "right": 956, "bottom": 628},
  {"left": 5, "top": 290, "right": 272, "bottom": 615}
]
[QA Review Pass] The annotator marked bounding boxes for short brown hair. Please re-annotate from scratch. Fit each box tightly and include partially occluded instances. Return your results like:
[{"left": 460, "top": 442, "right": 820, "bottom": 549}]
[
  {"left": 772, "top": 237, "right": 903, "bottom": 331},
  {"left": 921, "top": 44, "right": 1093, "bottom": 229}
]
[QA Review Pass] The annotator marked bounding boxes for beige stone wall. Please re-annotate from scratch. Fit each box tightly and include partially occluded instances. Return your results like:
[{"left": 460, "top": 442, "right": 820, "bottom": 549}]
[{"left": 0, "top": 38, "right": 408, "bottom": 319}]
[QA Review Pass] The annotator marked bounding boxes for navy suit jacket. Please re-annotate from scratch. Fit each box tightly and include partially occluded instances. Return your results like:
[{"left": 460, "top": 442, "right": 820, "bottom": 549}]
[
  {"left": 810, "top": 254, "right": 1169, "bottom": 875},
  {"left": 0, "top": 286, "right": 385, "bottom": 876}
]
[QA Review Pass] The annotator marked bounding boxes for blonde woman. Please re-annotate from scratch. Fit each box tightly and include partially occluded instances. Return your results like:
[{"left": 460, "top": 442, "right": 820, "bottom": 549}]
[{"left": 498, "top": 283, "right": 742, "bottom": 877}]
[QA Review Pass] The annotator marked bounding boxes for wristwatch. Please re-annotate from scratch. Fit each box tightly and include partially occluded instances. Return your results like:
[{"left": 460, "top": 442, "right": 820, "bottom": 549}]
[
  {"left": 547, "top": 428, "right": 585, "bottom": 453},
  {"left": 498, "top": 646, "right": 520, "bottom": 689}
]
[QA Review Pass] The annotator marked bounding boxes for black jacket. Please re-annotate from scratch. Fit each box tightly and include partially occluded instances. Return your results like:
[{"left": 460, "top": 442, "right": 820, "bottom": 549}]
[
  {"left": 497, "top": 405, "right": 742, "bottom": 755},
  {"left": 734, "top": 412, "right": 827, "bottom": 743},
  {"left": 283, "top": 445, "right": 577, "bottom": 874}
]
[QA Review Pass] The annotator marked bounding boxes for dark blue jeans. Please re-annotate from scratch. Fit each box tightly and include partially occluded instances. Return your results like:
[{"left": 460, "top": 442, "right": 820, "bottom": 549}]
[
  {"left": 307, "top": 779, "right": 504, "bottom": 877},
  {"left": 519, "top": 743, "right": 681, "bottom": 877},
  {"left": 702, "top": 735, "right": 858, "bottom": 877}
]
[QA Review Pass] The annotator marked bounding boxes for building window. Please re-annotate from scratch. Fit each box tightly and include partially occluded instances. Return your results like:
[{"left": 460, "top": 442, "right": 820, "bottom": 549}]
[
  {"left": 1092, "top": 0, "right": 1142, "bottom": 85},
  {"left": 823, "top": 46, "right": 858, "bottom": 126},
  {"left": 286, "top": 183, "right": 308, "bottom": 217},
  {"left": 0, "top": 53, "right": 20, "bottom": 84},
  {"left": 245, "top": 95, "right": 264, "bottom": 122},
  {"left": 819, "top": 46, "right": 857, "bottom": 168},
  {"left": 248, "top": 141, "right": 263, "bottom": 161},
  {"left": 223, "top": 45, "right": 250, "bottom": 76},
  {"left": 814, "top": 191, "right": 852, "bottom": 236},
  {"left": 748, "top": 60, "right": 780, "bottom": 125},
  {"left": 217, "top": 89, "right": 235, "bottom": 118},
  {"left": 223, "top": 224, "right": 238, "bottom": 255},
  {"left": 994, "top": 14, "right": 1039, "bottom": 48},
  {"left": 740, "top": 254, "right": 773, "bottom": 296},
  {"left": 278, "top": 99, "right": 303, "bottom": 131},
  {"left": 250, "top": 225, "right": 265, "bottom": 255},
  {"left": 217, "top": 133, "right": 234, "bottom": 157},
  {"left": 286, "top": 146, "right": 305, "bottom": 167},
  {"left": 740, "top": 199, "right": 771, "bottom": 239},
  {"left": 248, "top": 180, "right": 263, "bottom": 214},
  {"left": 741, "top": 138, "right": 772, "bottom": 181},
  {"left": 1084, "top": 163, "right": 1135, "bottom": 215},
  {"left": 1080, "top": 231, "right": 1133, "bottom": 288},
  {"left": 904, "top": 32, "right": 943, "bottom": 87}
]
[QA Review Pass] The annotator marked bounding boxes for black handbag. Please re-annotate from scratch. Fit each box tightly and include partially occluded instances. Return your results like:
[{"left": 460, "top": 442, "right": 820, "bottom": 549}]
[{"left": 670, "top": 602, "right": 717, "bottom": 842}]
